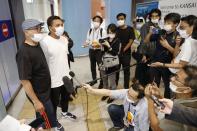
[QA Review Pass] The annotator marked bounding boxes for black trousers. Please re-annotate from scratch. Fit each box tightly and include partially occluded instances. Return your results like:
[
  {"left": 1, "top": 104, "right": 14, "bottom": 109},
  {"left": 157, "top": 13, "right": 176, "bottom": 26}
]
[
  {"left": 149, "top": 67, "right": 171, "bottom": 98},
  {"left": 89, "top": 49, "right": 103, "bottom": 84},
  {"left": 51, "top": 85, "right": 70, "bottom": 119},
  {"left": 116, "top": 54, "right": 131, "bottom": 89},
  {"left": 28, "top": 95, "right": 57, "bottom": 128}
]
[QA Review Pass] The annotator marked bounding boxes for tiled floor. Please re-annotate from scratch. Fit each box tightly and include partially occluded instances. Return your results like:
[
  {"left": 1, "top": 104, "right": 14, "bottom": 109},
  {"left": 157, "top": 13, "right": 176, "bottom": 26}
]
[
  {"left": 9, "top": 56, "right": 132, "bottom": 131},
  {"left": 7, "top": 56, "right": 197, "bottom": 131}
]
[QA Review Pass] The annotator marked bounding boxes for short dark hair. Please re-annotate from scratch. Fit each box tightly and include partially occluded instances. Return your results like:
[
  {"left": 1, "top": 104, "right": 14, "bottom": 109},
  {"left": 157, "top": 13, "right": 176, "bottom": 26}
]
[
  {"left": 192, "top": 19, "right": 197, "bottom": 40},
  {"left": 92, "top": 15, "right": 103, "bottom": 24},
  {"left": 107, "top": 23, "right": 117, "bottom": 34},
  {"left": 47, "top": 15, "right": 64, "bottom": 27},
  {"left": 181, "top": 15, "right": 197, "bottom": 26},
  {"left": 116, "top": 13, "right": 126, "bottom": 19},
  {"left": 149, "top": 9, "right": 161, "bottom": 19},
  {"left": 183, "top": 65, "right": 197, "bottom": 90},
  {"left": 132, "top": 83, "right": 145, "bottom": 99},
  {"left": 164, "top": 13, "right": 181, "bottom": 24}
]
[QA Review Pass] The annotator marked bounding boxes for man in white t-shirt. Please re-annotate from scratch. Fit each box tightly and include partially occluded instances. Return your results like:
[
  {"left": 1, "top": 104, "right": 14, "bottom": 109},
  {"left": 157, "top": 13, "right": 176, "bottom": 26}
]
[
  {"left": 40, "top": 16, "right": 76, "bottom": 131},
  {"left": 169, "top": 37, "right": 197, "bottom": 73}
]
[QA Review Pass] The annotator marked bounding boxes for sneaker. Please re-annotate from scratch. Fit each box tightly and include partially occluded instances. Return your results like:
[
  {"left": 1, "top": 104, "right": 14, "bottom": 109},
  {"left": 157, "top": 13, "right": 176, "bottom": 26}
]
[
  {"left": 61, "top": 112, "right": 77, "bottom": 120},
  {"left": 108, "top": 126, "right": 123, "bottom": 131},
  {"left": 56, "top": 121, "right": 64, "bottom": 131},
  {"left": 101, "top": 96, "right": 109, "bottom": 101},
  {"left": 107, "top": 98, "right": 114, "bottom": 104}
]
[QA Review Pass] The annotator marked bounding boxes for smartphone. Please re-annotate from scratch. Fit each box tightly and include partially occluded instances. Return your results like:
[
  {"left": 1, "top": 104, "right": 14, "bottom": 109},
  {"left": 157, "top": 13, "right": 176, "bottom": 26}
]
[
  {"left": 29, "top": 117, "right": 44, "bottom": 128},
  {"left": 150, "top": 95, "right": 165, "bottom": 109}
]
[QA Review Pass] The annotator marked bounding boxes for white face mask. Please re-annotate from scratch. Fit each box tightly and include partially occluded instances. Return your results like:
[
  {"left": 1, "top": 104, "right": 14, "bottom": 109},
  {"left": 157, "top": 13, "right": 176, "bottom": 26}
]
[
  {"left": 178, "top": 29, "right": 190, "bottom": 38},
  {"left": 151, "top": 19, "right": 159, "bottom": 24},
  {"left": 163, "top": 24, "right": 172, "bottom": 32},
  {"left": 93, "top": 22, "right": 100, "bottom": 29},
  {"left": 117, "top": 20, "right": 125, "bottom": 26},
  {"left": 136, "top": 23, "right": 143, "bottom": 30},
  {"left": 169, "top": 82, "right": 178, "bottom": 92},
  {"left": 55, "top": 26, "right": 64, "bottom": 36},
  {"left": 31, "top": 33, "right": 44, "bottom": 42},
  {"left": 108, "top": 34, "right": 116, "bottom": 39}
]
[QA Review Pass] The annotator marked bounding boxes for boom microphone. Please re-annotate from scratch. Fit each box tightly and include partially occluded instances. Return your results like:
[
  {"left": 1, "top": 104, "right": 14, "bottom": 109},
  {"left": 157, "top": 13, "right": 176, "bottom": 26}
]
[
  {"left": 62, "top": 76, "right": 75, "bottom": 94},
  {"left": 69, "top": 71, "right": 84, "bottom": 93},
  {"left": 69, "top": 71, "right": 82, "bottom": 85}
]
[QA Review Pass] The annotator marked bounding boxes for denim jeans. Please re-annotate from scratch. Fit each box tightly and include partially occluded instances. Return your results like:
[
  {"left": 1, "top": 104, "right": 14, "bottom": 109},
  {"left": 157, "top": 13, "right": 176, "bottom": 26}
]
[{"left": 108, "top": 104, "right": 125, "bottom": 128}]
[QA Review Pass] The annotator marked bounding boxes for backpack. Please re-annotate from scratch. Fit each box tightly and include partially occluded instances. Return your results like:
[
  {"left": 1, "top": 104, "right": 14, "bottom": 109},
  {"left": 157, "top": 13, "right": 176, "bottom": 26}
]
[{"left": 89, "top": 28, "right": 103, "bottom": 38}]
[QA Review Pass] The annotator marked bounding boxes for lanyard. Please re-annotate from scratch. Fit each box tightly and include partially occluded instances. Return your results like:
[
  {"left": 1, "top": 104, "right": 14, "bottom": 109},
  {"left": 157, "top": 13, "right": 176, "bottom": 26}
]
[
  {"left": 128, "top": 103, "right": 136, "bottom": 115},
  {"left": 127, "top": 103, "right": 137, "bottom": 126}
]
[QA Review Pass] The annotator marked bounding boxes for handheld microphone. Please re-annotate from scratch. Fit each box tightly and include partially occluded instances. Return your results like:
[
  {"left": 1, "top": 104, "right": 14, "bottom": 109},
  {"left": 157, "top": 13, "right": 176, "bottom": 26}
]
[
  {"left": 69, "top": 71, "right": 82, "bottom": 85},
  {"left": 69, "top": 71, "right": 90, "bottom": 131},
  {"left": 62, "top": 76, "right": 75, "bottom": 94},
  {"left": 69, "top": 71, "right": 84, "bottom": 93}
]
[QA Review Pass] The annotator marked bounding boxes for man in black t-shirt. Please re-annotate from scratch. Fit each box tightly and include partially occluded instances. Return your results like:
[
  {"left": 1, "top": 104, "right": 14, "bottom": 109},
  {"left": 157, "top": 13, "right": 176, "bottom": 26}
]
[
  {"left": 116, "top": 13, "right": 135, "bottom": 89},
  {"left": 16, "top": 19, "right": 59, "bottom": 130},
  {"left": 146, "top": 12, "right": 181, "bottom": 98}
]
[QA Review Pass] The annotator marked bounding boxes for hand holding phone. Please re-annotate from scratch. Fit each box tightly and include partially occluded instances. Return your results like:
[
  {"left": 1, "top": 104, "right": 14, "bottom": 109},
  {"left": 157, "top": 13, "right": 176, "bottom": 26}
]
[{"left": 150, "top": 95, "right": 165, "bottom": 109}]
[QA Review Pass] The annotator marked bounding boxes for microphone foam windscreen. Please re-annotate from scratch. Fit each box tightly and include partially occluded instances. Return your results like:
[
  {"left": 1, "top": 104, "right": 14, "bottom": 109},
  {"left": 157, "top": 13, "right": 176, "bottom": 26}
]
[
  {"left": 62, "top": 76, "right": 74, "bottom": 94},
  {"left": 69, "top": 71, "right": 75, "bottom": 78}
]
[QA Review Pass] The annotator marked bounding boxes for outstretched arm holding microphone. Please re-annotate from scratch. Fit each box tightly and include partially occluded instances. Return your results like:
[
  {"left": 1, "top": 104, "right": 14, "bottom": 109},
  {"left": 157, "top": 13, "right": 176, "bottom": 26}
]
[{"left": 82, "top": 84, "right": 112, "bottom": 97}]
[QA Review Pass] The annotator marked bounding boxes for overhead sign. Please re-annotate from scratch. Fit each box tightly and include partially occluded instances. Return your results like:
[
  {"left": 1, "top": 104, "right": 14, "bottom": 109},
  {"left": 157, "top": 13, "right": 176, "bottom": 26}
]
[
  {"left": 0, "top": 20, "right": 14, "bottom": 43},
  {"left": 159, "top": 0, "right": 197, "bottom": 21},
  {"left": 136, "top": 1, "right": 159, "bottom": 18}
]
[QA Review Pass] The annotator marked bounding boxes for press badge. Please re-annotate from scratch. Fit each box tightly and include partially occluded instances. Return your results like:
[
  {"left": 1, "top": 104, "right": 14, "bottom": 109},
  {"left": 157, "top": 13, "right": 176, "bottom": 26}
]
[{"left": 127, "top": 110, "right": 136, "bottom": 126}]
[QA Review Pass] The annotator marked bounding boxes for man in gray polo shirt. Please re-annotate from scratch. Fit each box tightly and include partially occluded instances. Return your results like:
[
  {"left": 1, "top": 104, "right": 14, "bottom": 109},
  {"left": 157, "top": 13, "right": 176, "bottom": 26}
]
[{"left": 83, "top": 83, "right": 149, "bottom": 131}]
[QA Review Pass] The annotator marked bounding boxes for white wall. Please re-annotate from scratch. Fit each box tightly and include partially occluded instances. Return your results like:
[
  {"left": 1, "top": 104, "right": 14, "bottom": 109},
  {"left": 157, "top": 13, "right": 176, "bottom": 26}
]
[
  {"left": 0, "top": 0, "right": 20, "bottom": 107},
  {"left": 22, "top": 0, "right": 51, "bottom": 22}
]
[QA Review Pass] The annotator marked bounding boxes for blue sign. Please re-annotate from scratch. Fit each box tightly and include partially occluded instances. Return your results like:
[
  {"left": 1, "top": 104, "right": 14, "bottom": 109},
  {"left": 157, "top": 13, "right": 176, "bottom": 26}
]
[
  {"left": 0, "top": 20, "right": 14, "bottom": 42},
  {"left": 136, "top": 2, "right": 159, "bottom": 18}
]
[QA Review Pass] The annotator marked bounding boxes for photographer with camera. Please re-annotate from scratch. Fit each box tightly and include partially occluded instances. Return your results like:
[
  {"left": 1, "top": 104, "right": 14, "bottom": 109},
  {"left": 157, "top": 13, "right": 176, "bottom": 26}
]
[
  {"left": 133, "top": 9, "right": 162, "bottom": 87},
  {"left": 150, "top": 15, "right": 197, "bottom": 74},
  {"left": 99, "top": 24, "right": 121, "bottom": 103},
  {"left": 147, "top": 12, "right": 181, "bottom": 99}
]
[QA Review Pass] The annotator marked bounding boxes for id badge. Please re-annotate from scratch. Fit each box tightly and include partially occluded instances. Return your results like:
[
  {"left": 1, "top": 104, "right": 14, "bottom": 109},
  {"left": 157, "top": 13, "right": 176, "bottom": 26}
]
[{"left": 127, "top": 111, "right": 135, "bottom": 126}]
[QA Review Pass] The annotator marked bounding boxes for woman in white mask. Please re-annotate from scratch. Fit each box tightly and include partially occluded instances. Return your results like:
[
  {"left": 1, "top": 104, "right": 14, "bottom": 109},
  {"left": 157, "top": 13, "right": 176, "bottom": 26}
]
[
  {"left": 100, "top": 24, "right": 121, "bottom": 103},
  {"left": 150, "top": 15, "right": 197, "bottom": 74}
]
